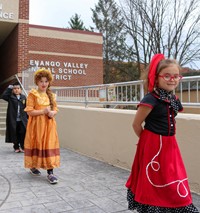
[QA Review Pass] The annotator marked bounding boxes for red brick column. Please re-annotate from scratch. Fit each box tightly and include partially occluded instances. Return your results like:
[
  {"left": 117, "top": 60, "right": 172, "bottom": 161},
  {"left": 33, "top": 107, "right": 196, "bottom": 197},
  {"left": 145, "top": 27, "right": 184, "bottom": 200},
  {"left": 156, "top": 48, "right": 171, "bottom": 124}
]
[{"left": 18, "top": 0, "right": 29, "bottom": 74}]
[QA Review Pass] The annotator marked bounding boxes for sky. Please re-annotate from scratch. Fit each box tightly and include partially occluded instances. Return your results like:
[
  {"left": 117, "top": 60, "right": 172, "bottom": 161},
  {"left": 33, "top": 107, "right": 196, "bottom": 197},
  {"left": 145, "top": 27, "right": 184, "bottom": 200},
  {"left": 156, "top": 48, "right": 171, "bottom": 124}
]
[{"left": 29, "top": 0, "right": 99, "bottom": 29}]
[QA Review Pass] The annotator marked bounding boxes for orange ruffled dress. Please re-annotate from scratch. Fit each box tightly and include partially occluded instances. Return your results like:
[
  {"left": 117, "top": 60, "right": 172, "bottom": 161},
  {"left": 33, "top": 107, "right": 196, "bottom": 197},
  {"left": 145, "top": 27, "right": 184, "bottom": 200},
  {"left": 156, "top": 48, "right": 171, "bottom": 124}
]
[{"left": 24, "top": 89, "right": 60, "bottom": 170}]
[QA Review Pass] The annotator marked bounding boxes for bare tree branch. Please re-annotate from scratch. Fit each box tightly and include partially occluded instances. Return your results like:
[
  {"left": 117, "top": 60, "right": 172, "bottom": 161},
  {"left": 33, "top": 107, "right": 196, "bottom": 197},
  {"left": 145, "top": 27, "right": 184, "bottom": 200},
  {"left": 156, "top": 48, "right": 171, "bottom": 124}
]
[{"left": 119, "top": 0, "right": 200, "bottom": 71}]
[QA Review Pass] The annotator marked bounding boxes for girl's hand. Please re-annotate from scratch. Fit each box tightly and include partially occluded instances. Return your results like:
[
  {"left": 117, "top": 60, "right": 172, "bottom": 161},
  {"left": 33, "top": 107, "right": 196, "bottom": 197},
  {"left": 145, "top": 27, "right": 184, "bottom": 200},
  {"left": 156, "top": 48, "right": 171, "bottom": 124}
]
[
  {"left": 43, "top": 106, "right": 51, "bottom": 115},
  {"left": 47, "top": 111, "right": 55, "bottom": 118}
]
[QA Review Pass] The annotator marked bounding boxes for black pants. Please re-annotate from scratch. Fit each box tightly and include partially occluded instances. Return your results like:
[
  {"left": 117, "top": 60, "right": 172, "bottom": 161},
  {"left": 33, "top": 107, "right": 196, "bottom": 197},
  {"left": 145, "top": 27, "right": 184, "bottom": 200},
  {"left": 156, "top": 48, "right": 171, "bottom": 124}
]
[
  {"left": 13, "top": 121, "right": 26, "bottom": 150},
  {"left": 47, "top": 169, "right": 53, "bottom": 175}
]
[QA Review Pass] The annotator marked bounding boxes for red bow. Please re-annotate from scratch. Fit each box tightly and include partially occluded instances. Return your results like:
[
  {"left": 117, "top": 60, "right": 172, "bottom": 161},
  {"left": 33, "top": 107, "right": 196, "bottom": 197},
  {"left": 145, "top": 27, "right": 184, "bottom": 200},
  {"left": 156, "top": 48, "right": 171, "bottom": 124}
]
[{"left": 148, "top": 54, "right": 165, "bottom": 92}]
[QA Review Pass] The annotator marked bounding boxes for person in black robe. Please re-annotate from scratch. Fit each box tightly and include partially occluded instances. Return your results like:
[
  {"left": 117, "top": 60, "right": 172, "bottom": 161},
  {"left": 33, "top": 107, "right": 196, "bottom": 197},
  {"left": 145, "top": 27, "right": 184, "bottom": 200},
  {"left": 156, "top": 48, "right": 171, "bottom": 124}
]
[{"left": 2, "top": 82, "right": 28, "bottom": 152}]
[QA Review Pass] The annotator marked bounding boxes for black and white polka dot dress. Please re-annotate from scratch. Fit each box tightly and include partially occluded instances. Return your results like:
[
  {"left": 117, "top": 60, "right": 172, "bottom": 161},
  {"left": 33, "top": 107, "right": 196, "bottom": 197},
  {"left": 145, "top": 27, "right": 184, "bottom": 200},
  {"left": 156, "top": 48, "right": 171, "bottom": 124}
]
[{"left": 127, "top": 189, "right": 199, "bottom": 213}]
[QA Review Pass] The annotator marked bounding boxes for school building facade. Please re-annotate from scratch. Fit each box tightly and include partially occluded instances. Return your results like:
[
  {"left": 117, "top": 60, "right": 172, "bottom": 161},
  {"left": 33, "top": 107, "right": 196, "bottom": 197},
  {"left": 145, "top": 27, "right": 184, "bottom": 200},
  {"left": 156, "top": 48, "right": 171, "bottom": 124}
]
[{"left": 0, "top": 0, "right": 103, "bottom": 90}]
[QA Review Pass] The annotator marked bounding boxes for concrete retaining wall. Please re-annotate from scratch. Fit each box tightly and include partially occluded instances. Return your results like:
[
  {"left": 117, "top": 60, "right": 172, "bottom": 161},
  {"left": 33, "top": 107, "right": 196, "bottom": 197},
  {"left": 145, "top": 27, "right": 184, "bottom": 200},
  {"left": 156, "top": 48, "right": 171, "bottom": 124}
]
[{"left": 56, "top": 105, "right": 200, "bottom": 193}]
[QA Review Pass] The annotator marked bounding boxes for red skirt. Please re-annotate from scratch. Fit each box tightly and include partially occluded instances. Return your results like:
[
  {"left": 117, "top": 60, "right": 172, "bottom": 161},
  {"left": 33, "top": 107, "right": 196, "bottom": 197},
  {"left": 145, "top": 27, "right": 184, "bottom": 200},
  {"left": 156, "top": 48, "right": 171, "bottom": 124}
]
[{"left": 126, "top": 129, "right": 192, "bottom": 208}]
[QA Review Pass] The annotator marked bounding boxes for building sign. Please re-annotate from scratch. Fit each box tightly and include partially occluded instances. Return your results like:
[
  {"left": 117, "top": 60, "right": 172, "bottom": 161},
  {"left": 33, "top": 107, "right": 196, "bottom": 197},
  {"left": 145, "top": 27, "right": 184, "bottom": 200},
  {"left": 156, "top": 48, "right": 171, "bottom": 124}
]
[
  {"left": 0, "top": 0, "right": 19, "bottom": 22},
  {"left": 0, "top": 4, "right": 14, "bottom": 20},
  {"left": 29, "top": 60, "right": 88, "bottom": 81}
]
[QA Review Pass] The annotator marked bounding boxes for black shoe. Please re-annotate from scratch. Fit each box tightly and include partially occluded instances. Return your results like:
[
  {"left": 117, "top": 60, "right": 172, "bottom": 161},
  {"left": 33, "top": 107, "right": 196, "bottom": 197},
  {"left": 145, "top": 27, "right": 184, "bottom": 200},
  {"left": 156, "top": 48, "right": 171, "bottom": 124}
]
[
  {"left": 47, "top": 174, "right": 58, "bottom": 184},
  {"left": 30, "top": 168, "right": 41, "bottom": 176}
]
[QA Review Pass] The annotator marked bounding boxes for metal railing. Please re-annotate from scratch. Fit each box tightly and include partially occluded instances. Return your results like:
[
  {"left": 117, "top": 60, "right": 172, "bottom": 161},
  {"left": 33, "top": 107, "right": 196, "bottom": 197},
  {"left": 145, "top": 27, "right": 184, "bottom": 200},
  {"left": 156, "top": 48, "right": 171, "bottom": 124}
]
[
  {"left": 52, "top": 76, "right": 200, "bottom": 108},
  {"left": 177, "top": 75, "right": 200, "bottom": 106},
  {"left": 49, "top": 76, "right": 200, "bottom": 108},
  {"left": 0, "top": 74, "right": 27, "bottom": 97},
  {"left": 20, "top": 67, "right": 200, "bottom": 108},
  {"left": 51, "top": 81, "right": 144, "bottom": 108}
]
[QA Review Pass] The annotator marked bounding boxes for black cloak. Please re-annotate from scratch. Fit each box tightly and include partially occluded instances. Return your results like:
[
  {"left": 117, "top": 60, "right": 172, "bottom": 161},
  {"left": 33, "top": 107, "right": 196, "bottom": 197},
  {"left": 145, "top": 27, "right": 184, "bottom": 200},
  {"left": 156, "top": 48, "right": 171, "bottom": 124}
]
[{"left": 2, "top": 87, "right": 28, "bottom": 143}]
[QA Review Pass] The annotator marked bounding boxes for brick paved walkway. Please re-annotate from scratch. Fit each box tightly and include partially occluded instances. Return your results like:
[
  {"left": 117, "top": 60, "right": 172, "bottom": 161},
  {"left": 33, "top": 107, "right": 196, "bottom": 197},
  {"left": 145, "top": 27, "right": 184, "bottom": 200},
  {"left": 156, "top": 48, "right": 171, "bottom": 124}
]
[{"left": 0, "top": 136, "right": 199, "bottom": 213}]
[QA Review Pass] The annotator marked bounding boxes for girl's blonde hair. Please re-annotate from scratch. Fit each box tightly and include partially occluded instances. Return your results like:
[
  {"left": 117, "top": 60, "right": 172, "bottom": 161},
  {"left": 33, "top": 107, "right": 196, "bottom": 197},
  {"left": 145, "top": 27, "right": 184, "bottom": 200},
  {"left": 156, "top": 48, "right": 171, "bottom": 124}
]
[
  {"left": 34, "top": 68, "right": 55, "bottom": 110},
  {"left": 156, "top": 59, "right": 181, "bottom": 75}
]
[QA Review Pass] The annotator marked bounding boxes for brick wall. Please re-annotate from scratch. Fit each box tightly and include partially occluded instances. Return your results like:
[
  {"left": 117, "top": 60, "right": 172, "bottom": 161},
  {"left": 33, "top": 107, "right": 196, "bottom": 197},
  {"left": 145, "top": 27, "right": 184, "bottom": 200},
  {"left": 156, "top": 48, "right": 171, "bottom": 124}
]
[
  {"left": 29, "top": 37, "right": 102, "bottom": 57},
  {"left": 28, "top": 55, "right": 103, "bottom": 87},
  {"left": 18, "top": 0, "right": 29, "bottom": 74},
  {"left": 28, "top": 26, "right": 103, "bottom": 87}
]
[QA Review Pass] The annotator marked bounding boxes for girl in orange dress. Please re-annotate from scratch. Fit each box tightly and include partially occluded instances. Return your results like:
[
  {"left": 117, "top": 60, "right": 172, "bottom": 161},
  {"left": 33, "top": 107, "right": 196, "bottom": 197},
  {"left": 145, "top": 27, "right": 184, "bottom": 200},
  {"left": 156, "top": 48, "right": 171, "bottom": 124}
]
[{"left": 24, "top": 68, "right": 60, "bottom": 184}]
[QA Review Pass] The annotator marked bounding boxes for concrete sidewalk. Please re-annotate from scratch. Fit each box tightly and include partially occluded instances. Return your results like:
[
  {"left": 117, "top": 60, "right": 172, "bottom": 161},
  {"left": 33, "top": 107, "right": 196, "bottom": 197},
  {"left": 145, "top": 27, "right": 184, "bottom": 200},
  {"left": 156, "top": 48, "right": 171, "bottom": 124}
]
[{"left": 0, "top": 136, "right": 199, "bottom": 213}]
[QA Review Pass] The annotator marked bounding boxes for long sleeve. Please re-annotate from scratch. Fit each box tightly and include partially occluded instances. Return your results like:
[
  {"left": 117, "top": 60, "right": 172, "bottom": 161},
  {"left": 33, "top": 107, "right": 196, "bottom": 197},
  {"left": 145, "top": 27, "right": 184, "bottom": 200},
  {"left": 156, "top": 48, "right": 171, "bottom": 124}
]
[{"left": 2, "top": 87, "right": 12, "bottom": 101}]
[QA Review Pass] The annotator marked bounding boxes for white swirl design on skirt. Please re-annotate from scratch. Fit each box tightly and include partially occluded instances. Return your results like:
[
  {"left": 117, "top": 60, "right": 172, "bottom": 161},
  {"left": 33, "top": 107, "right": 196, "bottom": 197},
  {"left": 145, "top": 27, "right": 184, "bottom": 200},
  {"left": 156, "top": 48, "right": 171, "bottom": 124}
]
[{"left": 146, "top": 135, "right": 188, "bottom": 198}]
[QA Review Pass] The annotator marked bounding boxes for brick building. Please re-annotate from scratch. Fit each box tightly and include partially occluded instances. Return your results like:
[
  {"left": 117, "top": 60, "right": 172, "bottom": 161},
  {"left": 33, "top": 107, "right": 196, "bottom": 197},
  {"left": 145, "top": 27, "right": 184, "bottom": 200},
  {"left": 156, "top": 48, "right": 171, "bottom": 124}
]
[{"left": 0, "top": 0, "right": 103, "bottom": 90}]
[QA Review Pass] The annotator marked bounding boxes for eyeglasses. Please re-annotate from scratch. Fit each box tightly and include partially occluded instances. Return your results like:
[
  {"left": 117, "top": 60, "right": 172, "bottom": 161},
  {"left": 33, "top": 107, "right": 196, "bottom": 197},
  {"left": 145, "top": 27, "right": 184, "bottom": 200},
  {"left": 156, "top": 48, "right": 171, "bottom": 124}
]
[{"left": 158, "top": 74, "right": 182, "bottom": 81}]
